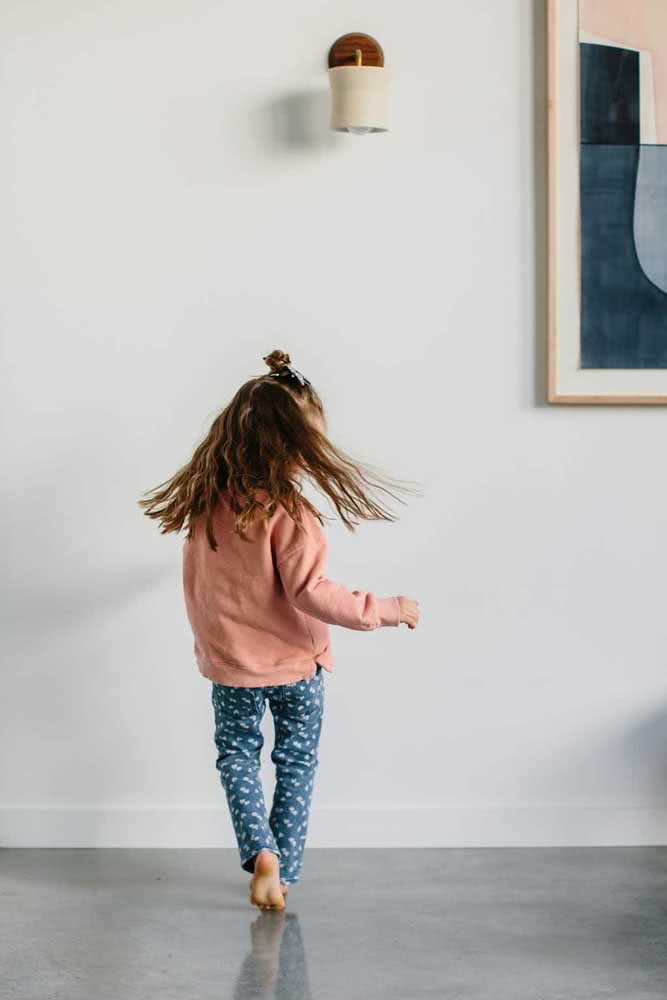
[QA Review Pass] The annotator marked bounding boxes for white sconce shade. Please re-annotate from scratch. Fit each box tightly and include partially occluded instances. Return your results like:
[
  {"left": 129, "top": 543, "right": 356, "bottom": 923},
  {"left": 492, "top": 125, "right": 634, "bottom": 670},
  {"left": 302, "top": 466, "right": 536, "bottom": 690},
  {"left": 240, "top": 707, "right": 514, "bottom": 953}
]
[
  {"left": 328, "top": 66, "right": 389, "bottom": 134},
  {"left": 327, "top": 33, "right": 389, "bottom": 135}
]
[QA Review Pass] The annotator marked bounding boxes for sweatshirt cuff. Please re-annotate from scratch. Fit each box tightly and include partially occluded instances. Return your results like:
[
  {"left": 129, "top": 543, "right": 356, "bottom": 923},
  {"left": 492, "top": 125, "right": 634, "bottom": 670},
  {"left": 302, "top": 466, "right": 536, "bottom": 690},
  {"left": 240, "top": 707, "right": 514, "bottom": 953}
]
[{"left": 378, "top": 596, "right": 401, "bottom": 627}]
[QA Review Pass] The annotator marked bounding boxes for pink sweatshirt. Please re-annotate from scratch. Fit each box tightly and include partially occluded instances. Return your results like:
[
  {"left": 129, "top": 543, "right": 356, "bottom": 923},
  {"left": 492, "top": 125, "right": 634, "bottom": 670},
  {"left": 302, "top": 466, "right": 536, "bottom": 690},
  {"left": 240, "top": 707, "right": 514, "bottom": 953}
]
[{"left": 182, "top": 494, "right": 400, "bottom": 687}]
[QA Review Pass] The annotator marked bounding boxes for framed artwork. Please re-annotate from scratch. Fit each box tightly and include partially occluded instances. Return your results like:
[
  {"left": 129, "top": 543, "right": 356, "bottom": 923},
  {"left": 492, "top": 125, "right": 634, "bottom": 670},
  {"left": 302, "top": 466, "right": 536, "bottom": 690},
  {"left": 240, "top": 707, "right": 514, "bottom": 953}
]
[{"left": 548, "top": 0, "right": 667, "bottom": 403}]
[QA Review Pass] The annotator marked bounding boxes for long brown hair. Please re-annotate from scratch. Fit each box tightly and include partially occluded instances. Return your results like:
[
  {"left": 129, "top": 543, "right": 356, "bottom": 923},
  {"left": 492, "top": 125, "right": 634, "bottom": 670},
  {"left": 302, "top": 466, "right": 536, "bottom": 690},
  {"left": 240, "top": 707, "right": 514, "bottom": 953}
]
[{"left": 139, "top": 350, "right": 408, "bottom": 550}]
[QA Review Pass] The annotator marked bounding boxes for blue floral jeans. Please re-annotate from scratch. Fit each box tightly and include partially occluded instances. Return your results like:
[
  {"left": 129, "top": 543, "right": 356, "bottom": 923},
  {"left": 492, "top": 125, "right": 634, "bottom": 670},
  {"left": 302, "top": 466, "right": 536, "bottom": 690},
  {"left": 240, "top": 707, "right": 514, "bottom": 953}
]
[{"left": 212, "top": 666, "right": 324, "bottom": 885}]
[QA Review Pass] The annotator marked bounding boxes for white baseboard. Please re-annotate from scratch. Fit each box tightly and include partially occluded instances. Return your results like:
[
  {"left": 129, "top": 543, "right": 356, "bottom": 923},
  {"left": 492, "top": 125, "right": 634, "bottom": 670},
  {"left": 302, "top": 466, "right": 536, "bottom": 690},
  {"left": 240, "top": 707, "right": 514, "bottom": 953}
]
[{"left": 1, "top": 805, "right": 666, "bottom": 848}]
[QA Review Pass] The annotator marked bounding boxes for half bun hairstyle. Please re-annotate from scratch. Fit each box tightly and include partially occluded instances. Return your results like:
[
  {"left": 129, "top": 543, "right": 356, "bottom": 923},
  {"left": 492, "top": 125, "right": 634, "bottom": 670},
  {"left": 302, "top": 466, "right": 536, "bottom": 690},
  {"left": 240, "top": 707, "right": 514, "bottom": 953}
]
[
  {"left": 263, "top": 350, "right": 311, "bottom": 386},
  {"left": 140, "top": 349, "right": 414, "bottom": 549}
]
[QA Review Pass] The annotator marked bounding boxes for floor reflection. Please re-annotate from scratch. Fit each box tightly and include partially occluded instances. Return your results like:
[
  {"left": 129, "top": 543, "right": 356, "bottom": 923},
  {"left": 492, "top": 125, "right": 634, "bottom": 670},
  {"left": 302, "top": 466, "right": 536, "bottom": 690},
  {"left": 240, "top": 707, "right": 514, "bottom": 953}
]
[{"left": 233, "top": 911, "right": 312, "bottom": 1000}]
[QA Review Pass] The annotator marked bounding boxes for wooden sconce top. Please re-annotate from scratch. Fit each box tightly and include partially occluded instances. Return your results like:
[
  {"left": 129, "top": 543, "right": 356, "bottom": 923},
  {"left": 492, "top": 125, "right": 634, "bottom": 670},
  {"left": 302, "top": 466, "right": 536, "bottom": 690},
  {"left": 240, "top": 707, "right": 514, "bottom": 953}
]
[{"left": 327, "top": 33, "right": 385, "bottom": 69}]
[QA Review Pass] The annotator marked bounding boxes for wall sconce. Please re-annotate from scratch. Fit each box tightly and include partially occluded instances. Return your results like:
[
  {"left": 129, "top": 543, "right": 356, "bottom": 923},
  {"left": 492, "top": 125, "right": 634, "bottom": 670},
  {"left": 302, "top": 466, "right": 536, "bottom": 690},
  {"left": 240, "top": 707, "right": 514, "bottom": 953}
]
[{"left": 328, "top": 33, "right": 389, "bottom": 135}]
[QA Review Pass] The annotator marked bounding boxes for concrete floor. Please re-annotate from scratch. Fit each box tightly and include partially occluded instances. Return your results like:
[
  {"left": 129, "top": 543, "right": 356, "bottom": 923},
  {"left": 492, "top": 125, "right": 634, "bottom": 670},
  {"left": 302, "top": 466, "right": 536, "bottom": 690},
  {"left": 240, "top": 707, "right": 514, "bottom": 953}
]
[{"left": 1, "top": 849, "right": 667, "bottom": 1000}]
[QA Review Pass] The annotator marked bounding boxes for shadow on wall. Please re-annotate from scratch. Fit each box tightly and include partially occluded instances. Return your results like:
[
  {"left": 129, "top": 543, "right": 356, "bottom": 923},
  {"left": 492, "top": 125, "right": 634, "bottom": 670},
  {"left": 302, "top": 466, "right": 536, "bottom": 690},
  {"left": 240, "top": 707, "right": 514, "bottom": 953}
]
[
  {"left": 0, "top": 442, "right": 181, "bottom": 825},
  {"left": 621, "top": 708, "right": 667, "bottom": 796},
  {"left": 553, "top": 706, "right": 667, "bottom": 812},
  {"left": 5, "top": 563, "right": 173, "bottom": 633},
  {"left": 262, "top": 89, "right": 340, "bottom": 152}
]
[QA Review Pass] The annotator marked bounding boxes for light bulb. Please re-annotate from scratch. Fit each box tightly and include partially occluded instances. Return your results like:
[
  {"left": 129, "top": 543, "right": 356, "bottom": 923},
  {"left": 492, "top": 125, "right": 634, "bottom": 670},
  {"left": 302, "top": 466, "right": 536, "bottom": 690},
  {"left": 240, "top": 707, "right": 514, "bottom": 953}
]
[{"left": 347, "top": 127, "right": 372, "bottom": 135}]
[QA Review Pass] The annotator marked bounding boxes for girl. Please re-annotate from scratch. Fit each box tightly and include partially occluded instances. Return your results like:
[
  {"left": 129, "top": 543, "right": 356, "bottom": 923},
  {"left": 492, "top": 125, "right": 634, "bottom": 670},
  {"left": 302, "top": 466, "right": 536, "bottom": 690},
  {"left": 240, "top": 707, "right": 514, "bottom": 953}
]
[{"left": 140, "top": 351, "right": 419, "bottom": 910}]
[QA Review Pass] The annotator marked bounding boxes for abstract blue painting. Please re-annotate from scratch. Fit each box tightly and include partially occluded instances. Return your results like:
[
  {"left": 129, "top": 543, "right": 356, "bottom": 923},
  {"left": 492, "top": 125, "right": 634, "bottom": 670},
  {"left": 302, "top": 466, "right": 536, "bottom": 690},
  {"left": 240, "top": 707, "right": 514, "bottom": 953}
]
[{"left": 579, "top": 23, "right": 667, "bottom": 368}]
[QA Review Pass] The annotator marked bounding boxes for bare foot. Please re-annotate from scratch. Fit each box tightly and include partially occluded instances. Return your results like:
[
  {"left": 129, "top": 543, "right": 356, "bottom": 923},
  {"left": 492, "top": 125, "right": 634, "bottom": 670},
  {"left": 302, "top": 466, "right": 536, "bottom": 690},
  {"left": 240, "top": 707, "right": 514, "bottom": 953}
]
[
  {"left": 249, "top": 851, "right": 285, "bottom": 911},
  {"left": 281, "top": 882, "right": 288, "bottom": 896}
]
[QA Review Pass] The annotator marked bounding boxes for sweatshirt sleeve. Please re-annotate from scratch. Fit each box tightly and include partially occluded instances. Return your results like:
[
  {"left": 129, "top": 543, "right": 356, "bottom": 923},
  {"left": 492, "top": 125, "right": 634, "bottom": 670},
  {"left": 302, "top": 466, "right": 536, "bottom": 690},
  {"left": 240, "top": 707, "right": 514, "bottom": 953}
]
[{"left": 273, "top": 511, "right": 400, "bottom": 631}]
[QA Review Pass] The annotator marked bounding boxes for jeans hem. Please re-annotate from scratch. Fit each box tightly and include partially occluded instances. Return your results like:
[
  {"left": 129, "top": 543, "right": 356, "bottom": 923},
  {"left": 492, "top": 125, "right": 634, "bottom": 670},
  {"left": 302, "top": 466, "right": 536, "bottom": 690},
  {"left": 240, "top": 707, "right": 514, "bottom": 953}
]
[{"left": 241, "top": 847, "right": 281, "bottom": 874}]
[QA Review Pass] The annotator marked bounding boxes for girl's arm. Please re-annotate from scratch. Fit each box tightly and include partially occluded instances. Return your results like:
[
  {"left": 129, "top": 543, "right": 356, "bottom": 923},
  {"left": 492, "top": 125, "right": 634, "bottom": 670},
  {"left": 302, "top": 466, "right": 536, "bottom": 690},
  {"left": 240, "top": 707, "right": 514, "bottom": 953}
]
[{"left": 274, "top": 513, "right": 400, "bottom": 631}]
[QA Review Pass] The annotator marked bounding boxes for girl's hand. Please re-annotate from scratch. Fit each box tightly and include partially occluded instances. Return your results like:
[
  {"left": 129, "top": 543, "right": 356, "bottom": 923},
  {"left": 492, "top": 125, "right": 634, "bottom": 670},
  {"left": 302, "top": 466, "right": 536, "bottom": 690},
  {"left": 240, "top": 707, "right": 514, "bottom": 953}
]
[{"left": 398, "top": 596, "right": 420, "bottom": 630}]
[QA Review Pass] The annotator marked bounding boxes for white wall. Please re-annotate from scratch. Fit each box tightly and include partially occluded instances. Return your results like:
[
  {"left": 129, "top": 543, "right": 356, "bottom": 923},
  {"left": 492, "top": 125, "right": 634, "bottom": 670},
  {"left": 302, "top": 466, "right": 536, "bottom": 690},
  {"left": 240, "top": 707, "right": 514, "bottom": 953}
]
[{"left": 2, "top": 0, "right": 666, "bottom": 849}]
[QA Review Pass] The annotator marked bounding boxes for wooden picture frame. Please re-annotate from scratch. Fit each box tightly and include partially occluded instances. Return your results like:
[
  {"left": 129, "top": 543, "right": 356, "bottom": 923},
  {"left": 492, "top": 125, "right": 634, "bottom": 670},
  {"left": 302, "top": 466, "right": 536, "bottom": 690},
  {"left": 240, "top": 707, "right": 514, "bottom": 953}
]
[{"left": 547, "top": 0, "right": 667, "bottom": 404}]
